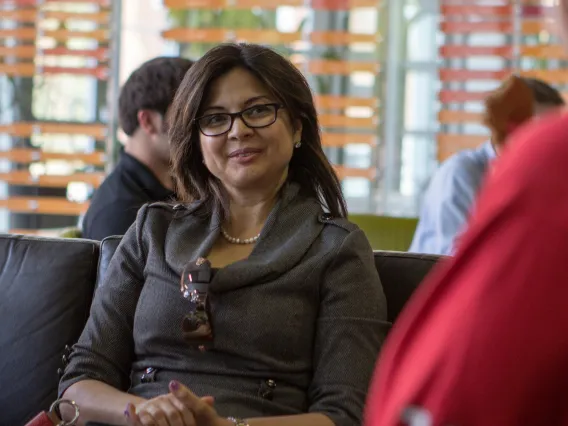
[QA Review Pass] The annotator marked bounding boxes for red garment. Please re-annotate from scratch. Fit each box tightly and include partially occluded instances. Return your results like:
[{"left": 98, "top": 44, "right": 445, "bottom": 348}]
[{"left": 365, "top": 112, "right": 568, "bottom": 426}]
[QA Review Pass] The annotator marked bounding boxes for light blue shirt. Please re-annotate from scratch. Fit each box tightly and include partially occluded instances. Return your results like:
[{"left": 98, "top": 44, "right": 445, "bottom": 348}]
[{"left": 409, "top": 141, "right": 496, "bottom": 255}]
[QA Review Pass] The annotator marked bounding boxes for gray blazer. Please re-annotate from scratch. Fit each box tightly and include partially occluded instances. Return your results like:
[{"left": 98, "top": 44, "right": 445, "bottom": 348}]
[{"left": 59, "top": 182, "right": 389, "bottom": 426}]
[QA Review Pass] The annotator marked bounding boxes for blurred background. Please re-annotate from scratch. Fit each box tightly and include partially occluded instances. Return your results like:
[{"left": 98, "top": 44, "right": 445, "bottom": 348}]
[{"left": 0, "top": 0, "right": 563, "bottom": 239}]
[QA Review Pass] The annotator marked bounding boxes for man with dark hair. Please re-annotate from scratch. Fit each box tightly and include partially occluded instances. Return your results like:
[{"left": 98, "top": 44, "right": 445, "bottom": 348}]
[
  {"left": 410, "top": 76, "right": 565, "bottom": 255},
  {"left": 82, "top": 56, "right": 193, "bottom": 240}
]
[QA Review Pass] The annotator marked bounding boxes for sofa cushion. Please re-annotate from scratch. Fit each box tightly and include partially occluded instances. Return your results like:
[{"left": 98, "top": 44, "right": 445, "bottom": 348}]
[
  {"left": 0, "top": 235, "right": 99, "bottom": 425},
  {"left": 96, "top": 236, "right": 122, "bottom": 289},
  {"left": 374, "top": 251, "right": 443, "bottom": 322}
]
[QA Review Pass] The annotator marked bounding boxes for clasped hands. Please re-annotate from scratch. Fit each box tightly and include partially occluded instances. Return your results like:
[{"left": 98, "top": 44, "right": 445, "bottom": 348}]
[{"left": 125, "top": 380, "right": 233, "bottom": 426}]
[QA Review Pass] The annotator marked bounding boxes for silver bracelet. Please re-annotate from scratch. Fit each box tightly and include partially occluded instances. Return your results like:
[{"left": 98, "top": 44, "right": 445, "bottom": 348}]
[{"left": 227, "top": 417, "right": 250, "bottom": 426}]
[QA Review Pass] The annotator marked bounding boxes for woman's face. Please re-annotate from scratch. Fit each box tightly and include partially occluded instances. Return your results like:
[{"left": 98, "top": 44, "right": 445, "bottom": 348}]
[{"left": 198, "top": 67, "right": 302, "bottom": 195}]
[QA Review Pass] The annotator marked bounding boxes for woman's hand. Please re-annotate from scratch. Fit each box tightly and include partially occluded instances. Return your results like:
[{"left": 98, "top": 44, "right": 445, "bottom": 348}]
[{"left": 124, "top": 380, "right": 231, "bottom": 426}]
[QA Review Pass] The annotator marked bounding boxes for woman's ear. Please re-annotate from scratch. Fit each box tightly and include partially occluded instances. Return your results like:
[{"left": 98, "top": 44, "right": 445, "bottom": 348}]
[{"left": 293, "top": 120, "right": 303, "bottom": 143}]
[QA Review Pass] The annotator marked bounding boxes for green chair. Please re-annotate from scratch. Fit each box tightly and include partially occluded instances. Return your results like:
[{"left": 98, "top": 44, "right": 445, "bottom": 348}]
[
  {"left": 349, "top": 215, "right": 418, "bottom": 252},
  {"left": 58, "top": 227, "right": 83, "bottom": 239}
]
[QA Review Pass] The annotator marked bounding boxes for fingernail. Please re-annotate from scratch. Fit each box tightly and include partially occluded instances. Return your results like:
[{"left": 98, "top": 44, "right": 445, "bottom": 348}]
[
  {"left": 170, "top": 380, "right": 180, "bottom": 391},
  {"left": 124, "top": 403, "right": 131, "bottom": 417}
]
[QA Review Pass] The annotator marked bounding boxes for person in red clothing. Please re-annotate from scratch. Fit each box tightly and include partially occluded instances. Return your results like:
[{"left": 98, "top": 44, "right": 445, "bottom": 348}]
[{"left": 364, "top": 3, "right": 568, "bottom": 425}]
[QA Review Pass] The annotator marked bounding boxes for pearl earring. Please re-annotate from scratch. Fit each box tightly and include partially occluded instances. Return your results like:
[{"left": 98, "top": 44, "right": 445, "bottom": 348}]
[{"left": 294, "top": 141, "right": 302, "bottom": 148}]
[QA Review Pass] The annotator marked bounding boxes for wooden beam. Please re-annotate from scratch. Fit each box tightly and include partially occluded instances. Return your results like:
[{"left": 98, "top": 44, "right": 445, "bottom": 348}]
[
  {"left": 437, "top": 133, "right": 488, "bottom": 162},
  {"left": 438, "top": 110, "right": 483, "bottom": 124},
  {"left": 309, "top": 31, "right": 379, "bottom": 45},
  {"left": 0, "top": 196, "right": 88, "bottom": 216},
  {"left": 0, "top": 171, "right": 105, "bottom": 188},
  {"left": 0, "top": 149, "right": 106, "bottom": 166},
  {"left": 334, "top": 165, "right": 376, "bottom": 180},
  {"left": 314, "top": 95, "right": 379, "bottom": 109},
  {"left": 439, "top": 45, "right": 513, "bottom": 58},
  {"left": 296, "top": 59, "right": 379, "bottom": 75},
  {"left": 0, "top": 122, "right": 107, "bottom": 138},
  {"left": 319, "top": 114, "right": 378, "bottom": 129},
  {"left": 322, "top": 133, "right": 377, "bottom": 147},
  {"left": 439, "top": 69, "right": 511, "bottom": 82}
]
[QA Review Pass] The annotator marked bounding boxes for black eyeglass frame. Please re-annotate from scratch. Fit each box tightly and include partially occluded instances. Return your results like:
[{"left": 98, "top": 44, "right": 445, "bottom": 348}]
[{"left": 194, "top": 103, "right": 284, "bottom": 137}]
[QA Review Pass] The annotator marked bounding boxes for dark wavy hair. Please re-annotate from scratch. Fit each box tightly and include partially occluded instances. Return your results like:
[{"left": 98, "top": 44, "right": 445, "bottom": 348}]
[
  {"left": 118, "top": 56, "right": 194, "bottom": 136},
  {"left": 169, "top": 43, "right": 347, "bottom": 219},
  {"left": 522, "top": 77, "right": 565, "bottom": 106}
]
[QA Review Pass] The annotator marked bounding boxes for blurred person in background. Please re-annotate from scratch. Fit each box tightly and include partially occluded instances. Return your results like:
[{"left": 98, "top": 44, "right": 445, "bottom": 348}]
[
  {"left": 409, "top": 76, "right": 564, "bottom": 255},
  {"left": 364, "top": 1, "right": 568, "bottom": 424},
  {"left": 82, "top": 56, "right": 193, "bottom": 240}
]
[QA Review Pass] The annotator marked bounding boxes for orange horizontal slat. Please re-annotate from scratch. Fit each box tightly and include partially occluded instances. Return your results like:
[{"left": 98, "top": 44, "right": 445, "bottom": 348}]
[
  {"left": 0, "top": 28, "right": 109, "bottom": 41},
  {"left": 520, "top": 44, "right": 567, "bottom": 59},
  {"left": 310, "top": 31, "right": 378, "bottom": 45},
  {"left": 321, "top": 133, "right": 377, "bottom": 147},
  {"left": 43, "top": 47, "right": 109, "bottom": 60},
  {"left": 0, "top": 122, "right": 107, "bottom": 138},
  {"left": 0, "top": 63, "right": 109, "bottom": 79},
  {"left": 162, "top": 28, "right": 299, "bottom": 44},
  {"left": 439, "top": 90, "right": 490, "bottom": 103},
  {"left": 439, "top": 69, "right": 511, "bottom": 82},
  {"left": 0, "top": 149, "right": 106, "bottom": 166},
  {"left": 438, "top": 110, "right": 483, "bottom": 124},
  {"left": 0, "top": 46, "right": 37, "bottom": 59},
  {"left": 235, "top": 29, "right": 299, "bottom": 44},
  {"left": 315, "top": 95, "right": 378, "bottom": 109},
  {"left": 43, "top": 11, "right": 111, "bottom": 24},
  {"left": 296, "top": 59, "right": 379, "bottom": 75},
  {"left": 437, "top": 133, "right": 488, "bottom": 162},
  {"left": 1, "top": 10, "right": 110, "bottom": 24},
  {"left": 319, "top": 114, "right": 377, "bottom": 129},
  {"left": 44, "top": 29, "right": 109, "bottom": 42},
  {"left": 0, "top": 171, "right": 105, "bottom": 188},
  {"left": 0, "top": 28, "right": 37, "bottom": 40},
  {"left": 439, "top": 45, "right": 513, "bottom": 58},
  {"left": 0, "top": 46, "right": 109, "bottom": 61},
  {"left": 440, "top": 21, "right": 513, "bottom": 34},
  {"left": 441, "top": 4, "right": 513, "bottom": 16},
  {"left": 1, "top": 9, "right": 38, "bottom": 22},
  {"left": 0, "top": 197, "right": 88, "bottom": 216},
  {"left": 0, "top": 63, "right": 36, "bottom": 76},
  {"left": 521, "top": 20, "right": 546, "bottom": 34},
  {"left": 42, "top": 0, "right": 109, "bottom": 4},
  {"left": 520, "top": 69, "right": 568, "bottom": 83},
  {"left": 164, "top": 0, "right": 378, "bottom": 9},
  {"left": 334, "top": 165, "right": 376, "bottom": 180}
]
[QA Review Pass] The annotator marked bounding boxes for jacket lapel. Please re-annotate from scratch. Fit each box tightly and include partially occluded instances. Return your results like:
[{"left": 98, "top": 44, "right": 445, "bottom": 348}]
[
  {"left": 211, "top": 183, "right": 325, "bottom": 293},
  {"left": 165, "top": 201, "right": 222, "bottom": 276}
]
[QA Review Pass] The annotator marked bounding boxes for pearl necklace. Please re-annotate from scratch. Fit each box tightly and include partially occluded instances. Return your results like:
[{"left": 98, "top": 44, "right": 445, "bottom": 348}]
[{"left": 221, "top": 228, "right": 261, "bottom": 245}]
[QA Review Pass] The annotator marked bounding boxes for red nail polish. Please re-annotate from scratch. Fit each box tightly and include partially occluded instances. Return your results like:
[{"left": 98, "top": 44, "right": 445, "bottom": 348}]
[{"left": 170, "top": 380, "right": 180, "bottom": 390}]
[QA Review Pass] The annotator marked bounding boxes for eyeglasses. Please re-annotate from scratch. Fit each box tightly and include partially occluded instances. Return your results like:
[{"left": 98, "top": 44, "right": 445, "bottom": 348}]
[{"left": 195, "top": 103, "right": 283, "bottom": 137}]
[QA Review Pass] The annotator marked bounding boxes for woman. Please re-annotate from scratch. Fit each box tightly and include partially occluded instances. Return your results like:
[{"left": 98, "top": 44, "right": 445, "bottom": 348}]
[
  {"left": 59, "top": 43, "right": 388, "bottom": 426},
  {"left": 364, "top": 2, "right": 568, "bottom": 425}
]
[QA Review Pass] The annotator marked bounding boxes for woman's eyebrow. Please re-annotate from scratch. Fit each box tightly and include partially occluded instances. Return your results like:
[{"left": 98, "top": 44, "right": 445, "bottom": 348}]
[{"left": 202, "top": 95, "right": 271, "bottom": 114}]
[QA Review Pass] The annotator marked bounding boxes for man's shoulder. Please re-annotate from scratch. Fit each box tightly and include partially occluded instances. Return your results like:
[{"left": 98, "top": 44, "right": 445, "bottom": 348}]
[{"left": 433, "top": 148, "right": 488, "bottom": 188}]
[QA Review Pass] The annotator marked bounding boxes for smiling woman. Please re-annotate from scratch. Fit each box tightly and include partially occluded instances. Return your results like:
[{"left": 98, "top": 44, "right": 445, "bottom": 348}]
[{"left": 58, "top": 43, "right": 388, "bottom": 426}]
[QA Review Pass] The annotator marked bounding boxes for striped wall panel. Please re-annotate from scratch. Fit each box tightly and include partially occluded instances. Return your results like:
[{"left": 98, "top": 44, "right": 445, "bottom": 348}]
[
  {"left": 0, "top": 0, "right": 115, "bottom": 232},
  {"left": 438, "top": 0, "right": 566, "bottom": 162}
]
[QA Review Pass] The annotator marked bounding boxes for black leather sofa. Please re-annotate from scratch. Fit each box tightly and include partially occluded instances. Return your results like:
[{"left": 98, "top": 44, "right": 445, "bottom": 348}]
[{"left": 0, "top": 234, "right": 442, "bottom": 425}]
